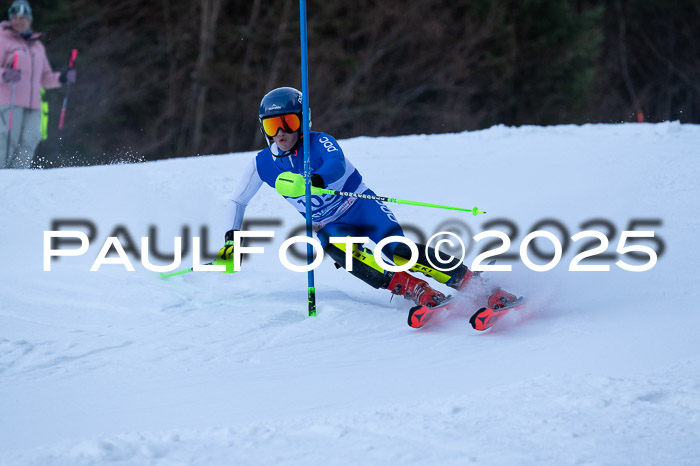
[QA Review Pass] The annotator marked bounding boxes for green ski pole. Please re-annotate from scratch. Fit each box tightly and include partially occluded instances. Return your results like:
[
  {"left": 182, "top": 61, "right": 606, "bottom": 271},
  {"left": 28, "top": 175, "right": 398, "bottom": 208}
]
[
  {"left": 160, "top": 267, "right": 198, "bottom": 279},
  {"left": 159, "top": 258, "right": 237, "bottom": 279},
  {"left": 275, "top": 172, "right": 486, "bottom": 216}
]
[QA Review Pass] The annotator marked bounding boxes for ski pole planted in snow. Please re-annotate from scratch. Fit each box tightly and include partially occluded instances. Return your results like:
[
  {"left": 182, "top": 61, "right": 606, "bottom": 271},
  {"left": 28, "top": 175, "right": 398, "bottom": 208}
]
[
  {"left": 4, "top": 53, "right": 18, "bottom": 167},
  {"left": 275, "top": 172, "right": 486, "bottom": 216},
  {"left": 58, "top": 49, "right": 78, "bottom": 130}
]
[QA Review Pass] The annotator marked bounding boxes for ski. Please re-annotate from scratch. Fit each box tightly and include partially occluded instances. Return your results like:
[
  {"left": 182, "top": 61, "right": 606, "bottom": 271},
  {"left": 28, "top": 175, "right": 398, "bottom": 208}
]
[
  {"left": 468, "top": 297, "right": 526, "bottom": 331},
  {"left": 407, "top": 261, "right": 526, "bottom": 330},
  {"left": 408, "top": 296, "right": 526, "bottom": 330},
  {"left": 407, "top": 297, "right": 456, "bottom": 328}
]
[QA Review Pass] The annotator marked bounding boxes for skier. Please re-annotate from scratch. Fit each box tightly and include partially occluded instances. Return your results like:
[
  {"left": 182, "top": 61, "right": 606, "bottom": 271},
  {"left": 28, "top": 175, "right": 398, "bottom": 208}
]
[
  {"left": 219, "top": 87, "right": 516, "bottom": 315},
  {"left": 0, "top": 0, "right": 76, "bottom": 169}
]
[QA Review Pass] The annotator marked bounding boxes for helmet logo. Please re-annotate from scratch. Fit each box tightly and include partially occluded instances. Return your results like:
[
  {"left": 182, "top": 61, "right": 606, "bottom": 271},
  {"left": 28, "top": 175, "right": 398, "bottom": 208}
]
[{"left": 270, "top": 104, "right": 282, "bottom": 110}]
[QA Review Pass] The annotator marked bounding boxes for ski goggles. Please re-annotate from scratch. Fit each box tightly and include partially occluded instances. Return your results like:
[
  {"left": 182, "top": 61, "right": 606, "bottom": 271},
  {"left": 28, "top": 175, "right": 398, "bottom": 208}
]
[
  {"left": 9, "top": 3, "right": 32, "bottom": 20},
  {"left": 261, "top": 113, "right": 301, "bottom": 137}
]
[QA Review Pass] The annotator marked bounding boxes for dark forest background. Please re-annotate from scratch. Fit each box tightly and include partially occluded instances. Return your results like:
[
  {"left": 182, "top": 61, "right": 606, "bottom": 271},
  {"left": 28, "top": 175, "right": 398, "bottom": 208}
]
[{"left": 23, "top": 0, "right": 700, "bottom": 166}]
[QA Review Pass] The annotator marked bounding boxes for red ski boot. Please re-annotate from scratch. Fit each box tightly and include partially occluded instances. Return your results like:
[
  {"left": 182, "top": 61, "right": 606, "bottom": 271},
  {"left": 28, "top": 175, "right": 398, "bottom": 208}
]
[{"left": 386, "top": 271, "right": 446, "bottom": 308}]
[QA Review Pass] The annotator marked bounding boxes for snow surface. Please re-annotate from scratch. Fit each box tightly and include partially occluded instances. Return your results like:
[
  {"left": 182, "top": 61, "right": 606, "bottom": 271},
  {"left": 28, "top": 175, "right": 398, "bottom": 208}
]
[{"left": 1, "top": 123, "right": 699, "bottom": 465}]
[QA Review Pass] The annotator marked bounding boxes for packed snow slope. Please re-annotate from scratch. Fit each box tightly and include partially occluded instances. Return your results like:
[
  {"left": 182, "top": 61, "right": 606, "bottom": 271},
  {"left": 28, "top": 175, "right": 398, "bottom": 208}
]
[{"left": 1, "top": 123, "right": 699, "bottom": 465}]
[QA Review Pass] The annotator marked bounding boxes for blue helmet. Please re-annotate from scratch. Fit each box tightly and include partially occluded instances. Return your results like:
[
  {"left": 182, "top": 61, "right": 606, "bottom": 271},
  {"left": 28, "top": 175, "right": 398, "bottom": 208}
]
[
  {"left": 259, "top": 87, "right": 302, "bottom": 119},
  {"left": 258, "top": 87, "right": 311, "bottom": 137}
]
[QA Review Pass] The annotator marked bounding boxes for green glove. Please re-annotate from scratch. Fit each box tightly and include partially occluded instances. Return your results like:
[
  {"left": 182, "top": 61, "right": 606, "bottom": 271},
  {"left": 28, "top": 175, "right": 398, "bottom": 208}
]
[
  {"left": 218, "top": 240, "right": 234, "bottom": 260},
  {"left": 218, "top": 230, "right": 237, "bottom": 260}
]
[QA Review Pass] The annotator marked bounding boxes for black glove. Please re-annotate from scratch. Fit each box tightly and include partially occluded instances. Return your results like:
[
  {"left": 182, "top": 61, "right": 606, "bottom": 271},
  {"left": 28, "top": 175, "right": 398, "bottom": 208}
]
[
  {"left": 224, "top": 229, "right": 237, "bottom": 242},
  {"left": 59, "top": 68, "right": 77, "bottom": 84},
  {"left": 2, "top": 68, "right": 20, "bottom": 83},
  {"left": 310, "top": 173, "right": 325, "bottom": 188}
]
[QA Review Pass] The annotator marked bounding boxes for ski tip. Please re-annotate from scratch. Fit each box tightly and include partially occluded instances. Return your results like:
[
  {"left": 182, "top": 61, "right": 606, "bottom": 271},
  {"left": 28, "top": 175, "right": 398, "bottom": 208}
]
[
  {"left": 469, "top": 307, "right": 488, "bottom": 330},
  {"left": 469, "top": 298, "right": 526, "bottom": 331},
  {"left": 407, "top": 304, "right": 428, "bottom": 328}
]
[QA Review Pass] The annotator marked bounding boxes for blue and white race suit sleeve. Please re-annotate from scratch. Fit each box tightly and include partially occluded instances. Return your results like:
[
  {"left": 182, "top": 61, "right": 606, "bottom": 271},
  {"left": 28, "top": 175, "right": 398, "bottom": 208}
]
[{"left": 224, "top": 157, "right": 263, "bottom": 231}]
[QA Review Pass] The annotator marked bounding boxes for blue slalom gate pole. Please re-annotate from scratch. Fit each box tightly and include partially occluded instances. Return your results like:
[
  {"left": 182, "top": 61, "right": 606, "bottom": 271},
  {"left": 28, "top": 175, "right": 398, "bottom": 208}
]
[{"left": 299, "top": 0, "right": 316, "bottom": 316}]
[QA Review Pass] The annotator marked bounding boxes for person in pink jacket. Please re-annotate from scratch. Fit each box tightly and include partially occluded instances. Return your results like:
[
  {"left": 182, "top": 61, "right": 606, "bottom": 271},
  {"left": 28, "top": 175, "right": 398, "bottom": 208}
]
[{"left": 0, "top": 0, "right": 75, "bottom": 168}]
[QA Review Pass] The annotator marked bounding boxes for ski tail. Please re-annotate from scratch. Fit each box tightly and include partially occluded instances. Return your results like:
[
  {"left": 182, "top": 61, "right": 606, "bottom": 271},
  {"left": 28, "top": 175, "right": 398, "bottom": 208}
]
[
  {"left": 407, "top": 297, "right": 455, "bottom": 328},
  {"left": 469, "top": 297, "right": 525, "bottom": 331}
]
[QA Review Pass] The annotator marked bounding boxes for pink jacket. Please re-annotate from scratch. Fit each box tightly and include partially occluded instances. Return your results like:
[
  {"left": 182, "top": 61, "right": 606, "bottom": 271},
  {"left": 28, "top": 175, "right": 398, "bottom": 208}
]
[{"left": 0, "top": 21, "right": 62, "bottom": 110}]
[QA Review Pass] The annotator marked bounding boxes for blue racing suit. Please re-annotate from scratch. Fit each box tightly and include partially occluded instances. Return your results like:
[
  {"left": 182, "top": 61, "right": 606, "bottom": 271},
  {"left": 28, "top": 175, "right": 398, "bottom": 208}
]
[
  {"left": 225, "top": 130, "right": 466, "bottom": 289},
  {"left": 226, "top": 131, "right": 404, "bottom": 257}
]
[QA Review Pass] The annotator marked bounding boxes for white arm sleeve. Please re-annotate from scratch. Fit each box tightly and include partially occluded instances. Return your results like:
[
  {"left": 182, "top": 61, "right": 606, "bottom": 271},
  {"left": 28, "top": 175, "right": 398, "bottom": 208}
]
[{"left": 225, "top": 157, "right": 263, "bottom": 231}]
